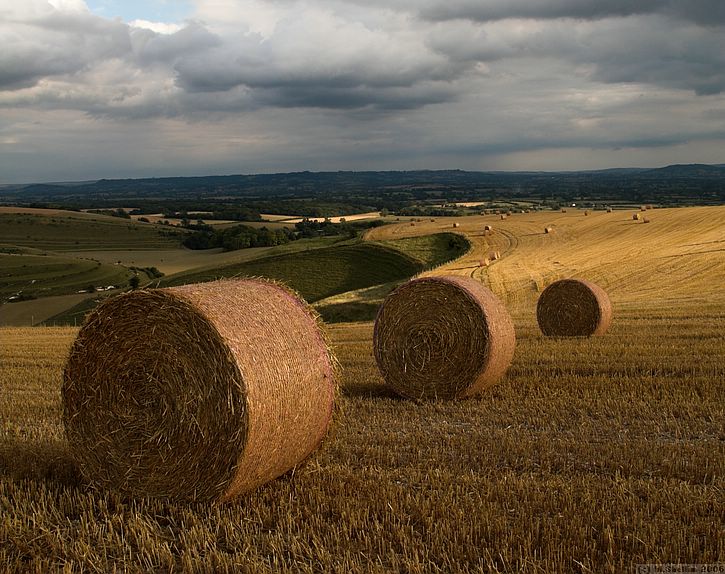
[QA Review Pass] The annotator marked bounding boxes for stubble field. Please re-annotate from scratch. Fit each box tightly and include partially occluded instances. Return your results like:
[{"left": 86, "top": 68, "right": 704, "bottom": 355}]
[{"left": 1, "top": 206, "right": 724, "bottom": 572}]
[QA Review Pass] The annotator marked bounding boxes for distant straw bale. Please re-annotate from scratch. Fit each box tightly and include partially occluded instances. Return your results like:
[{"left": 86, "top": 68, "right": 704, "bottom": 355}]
[
  {"left": 606, "top": 207, "right": 613, "bottom": 213},
  {"left": 484, "top": 224, "right": 493, "bottom": 232},
  {"left": 452, "top": 222, "right": 460, "bottom": 228},
  {"left": 633, "top": 213, "right": 641, "bottom": 220},
  {"left": 62, "top": 279, "right": 336, "bottom": 502},
  {"left": 500, "top": 214, "right": 506, "bottom": 220},
  {"left": 643, "top": 217, "right": 650, "bottom": 223},
  {"left": 544, "top": 227, "right": 554, "bottom": 234},
  {"left": 479, "top": 258, "right": 490, "bottom": 267},
  {"left": 536, "top": 278, "right": 612, "bottom": 337},
  {"left": 373, "top": 276, "right": 515, "bottom": 399},
  {"left": 561, "top": 208, "right": 567, "bottom": 213},
  {"left": 410, "top": 221, "right": 416, "bottom": 226},
  {"left": 584, "top": 211, "right": 589, "bottom": 216}
]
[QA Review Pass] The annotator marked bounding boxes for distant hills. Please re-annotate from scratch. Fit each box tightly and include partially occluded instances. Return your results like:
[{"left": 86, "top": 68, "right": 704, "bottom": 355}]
[{"left": 1, "top": 163, "right": 723, "bottom": 208}]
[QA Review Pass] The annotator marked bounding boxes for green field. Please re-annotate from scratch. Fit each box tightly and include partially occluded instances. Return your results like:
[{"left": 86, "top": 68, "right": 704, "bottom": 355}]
[
  {"left": 376, "top": 232, "right": 470, "bottom": 269},
  {"left": 42, "top": 233, "right": 468, "bottom": 325},
  {"left": 0, "top": 213, "right": 184, "bottom": 251},
  {"left": 0, "top": 252, "right": 133, "bottom": 300},
  {"left": 158, "top": 242, "right": 424, "bottom": 303}
]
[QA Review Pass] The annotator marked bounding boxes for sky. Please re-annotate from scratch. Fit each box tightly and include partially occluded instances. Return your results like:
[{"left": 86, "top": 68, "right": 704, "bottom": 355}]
[{"left": 1, "top": 0, "right": 725, "bottom": 183}]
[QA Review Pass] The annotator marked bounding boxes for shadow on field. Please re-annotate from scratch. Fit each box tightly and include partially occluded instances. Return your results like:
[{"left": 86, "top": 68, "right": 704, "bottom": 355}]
[{"left": 0, "top": 438, "right": 81, "bottom": 486}]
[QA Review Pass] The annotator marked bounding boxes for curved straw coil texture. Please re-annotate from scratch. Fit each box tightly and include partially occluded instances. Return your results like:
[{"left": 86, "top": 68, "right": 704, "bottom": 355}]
[
  {"left": 373, "top": 276, "right": 516, "bottom": 400},
  {"left": 63, "top": 278, "right": 336, "bottom": 502},
  {"left": 536, "top": 278, "right": 612, "bottom": 337}
]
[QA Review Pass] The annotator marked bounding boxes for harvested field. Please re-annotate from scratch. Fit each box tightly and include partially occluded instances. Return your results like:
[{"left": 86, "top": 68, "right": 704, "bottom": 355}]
[{"left": 1, "top": 206, "right": 724, "bottom": 572}]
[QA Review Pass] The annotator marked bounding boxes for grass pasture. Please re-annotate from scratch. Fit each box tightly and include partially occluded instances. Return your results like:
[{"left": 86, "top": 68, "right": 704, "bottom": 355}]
[
  {"left": 158, "top": 242, "right": 425, "bottom": 303},
  {"left": 0, "top": 206, "right": 724, "bottom": 572},
  {"left": 0, "top": 211, "right": 184, "bottom": 252},
  {"left": 0, "top": 252, "right": 132, "bottom": 303}
]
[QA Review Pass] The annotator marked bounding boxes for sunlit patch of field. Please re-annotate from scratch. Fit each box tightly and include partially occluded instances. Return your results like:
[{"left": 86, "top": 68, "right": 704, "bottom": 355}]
[
  {"left": 1, "top": 206, "right": 724, "bottom": 572},
  {"left": 366, "top": 206, "right": 725, "bottom": 309}
]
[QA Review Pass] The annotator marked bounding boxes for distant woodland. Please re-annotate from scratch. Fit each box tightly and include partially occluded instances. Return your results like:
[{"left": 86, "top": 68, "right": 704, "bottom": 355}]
[{"left": 2, "top": 164, "right": 723, "bottom": 220}]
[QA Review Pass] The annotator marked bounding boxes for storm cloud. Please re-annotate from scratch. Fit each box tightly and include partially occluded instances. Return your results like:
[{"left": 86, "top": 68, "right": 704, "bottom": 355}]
[{"left": 0, "top": 0, "right": 724, "bottom": 182}]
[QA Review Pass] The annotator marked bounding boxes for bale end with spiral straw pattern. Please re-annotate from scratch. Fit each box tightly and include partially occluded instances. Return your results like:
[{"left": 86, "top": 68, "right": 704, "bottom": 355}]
[
  {"left": 536, "top": 278, "right": 612, "bottom": 337},
  {"left": 373, "top": 276, "right": 516, "bottom": 400},
  {"left": 62, "top": 278, "right": 336, "bottom": 503}
]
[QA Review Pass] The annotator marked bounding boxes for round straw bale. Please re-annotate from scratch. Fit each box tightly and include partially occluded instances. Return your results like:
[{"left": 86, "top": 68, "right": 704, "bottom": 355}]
[
  {"left": 536, "top": 278, "right": 612, "bottom": 337},
  {"left": 410, "top": 221, "right": 416, "bottom": 226},
  {"left": 452, "top": 222, "right": 460, "bottom": 228},
  {"left": 633, "top": 213, "right": 641, "bottom": 220},
  {"left": 62, "top": 278, "right": 336, "bottom": 502},
  {"left": 544, "top": 226, "right": 554, "bottom": 234},
  {"left": 373, "top": 276, "right": 516, "bottom": 399},
  {"left": 606, "top": 207, "right": 613, "bottom": 213},
  {"left": 484, "top": 224, "right": 492, "bottom": 232},
  {"left": 479, "top": 258, "right": 490, "bottom": 267}
]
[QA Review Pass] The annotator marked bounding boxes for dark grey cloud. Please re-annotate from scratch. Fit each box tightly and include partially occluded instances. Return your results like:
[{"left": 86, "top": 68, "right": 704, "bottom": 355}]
[
  {"left": 427, "top": 14, "right": 725, "bottom": 95},
  {"left": 131, "top": 22, "right": 221, "bottom": 65},
  {"left": 0, "top": 4, "right": 131, "bottom": 90},
  {"left": 420, "top": 0, "right": 725, "bottom": 24}
]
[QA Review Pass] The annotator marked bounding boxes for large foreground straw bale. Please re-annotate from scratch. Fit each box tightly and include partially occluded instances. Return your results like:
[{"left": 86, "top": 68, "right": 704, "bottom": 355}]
[
  {"left": 373, "top": 276, "right": 515, "bottom": 399},
  {"left": 63, "top": 278, "right": 336, "bottom": 503},
  {"left": 536, "top": 278, "right": 612, "bottom": 337}
]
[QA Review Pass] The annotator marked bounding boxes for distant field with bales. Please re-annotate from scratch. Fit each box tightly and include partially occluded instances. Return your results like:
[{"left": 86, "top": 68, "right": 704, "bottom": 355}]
[{"left": 1, "top": 205, "right": 723, "bottom": 572}]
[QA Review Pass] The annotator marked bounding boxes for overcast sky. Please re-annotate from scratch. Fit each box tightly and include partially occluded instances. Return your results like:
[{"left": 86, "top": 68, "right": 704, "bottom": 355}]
[{"left": 1, "top": 0, "right": 724, "bottom": 183}]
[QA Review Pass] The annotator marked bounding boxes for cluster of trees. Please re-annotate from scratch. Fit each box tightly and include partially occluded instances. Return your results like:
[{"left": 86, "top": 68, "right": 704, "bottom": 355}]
[
  {"left": 183, "top": 225, "right": 295, "bottom": 251},
  {"left": 183, "top": 219, "right": 386, "bottom": 252},
  {"left": 87, "top": 208, "right": 131, "bottom": 219},
  {"left": 397, "top": 206, "right": 464, "bottom": 217}
]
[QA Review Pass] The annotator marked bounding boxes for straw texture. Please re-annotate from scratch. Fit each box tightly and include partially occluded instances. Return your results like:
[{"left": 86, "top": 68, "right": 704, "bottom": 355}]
[
  {"left": 62, "top": 278, "right": 336, "bottom": 502},
  {"left": 373, "top": 276, "right": 516, "bottom": 400},
  {"left": 536, "top": 278, "right": 612, "bottom": 337}
]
